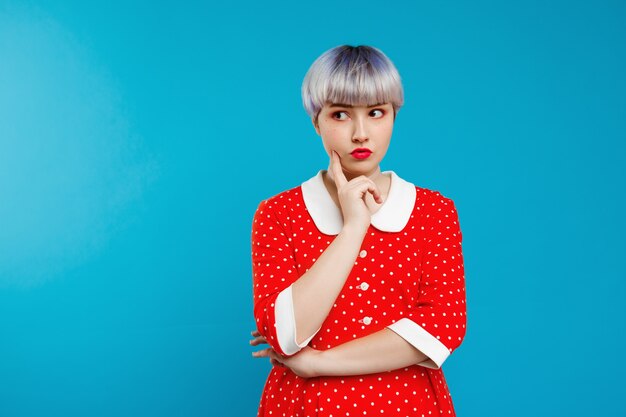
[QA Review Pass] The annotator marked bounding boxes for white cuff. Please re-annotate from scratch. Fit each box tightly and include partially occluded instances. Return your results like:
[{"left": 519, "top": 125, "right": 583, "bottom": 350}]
[
  {"left": 387, "top": 318, "right": 450, "bottom": 369},
  {"left": 275, "top": 284, "right": 321, "bottom": 355}
]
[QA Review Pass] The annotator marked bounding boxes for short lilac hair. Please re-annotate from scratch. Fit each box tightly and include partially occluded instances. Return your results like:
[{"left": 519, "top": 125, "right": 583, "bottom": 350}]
[{"left": 302, "top": 45, "right": 404, "bottom": 126}]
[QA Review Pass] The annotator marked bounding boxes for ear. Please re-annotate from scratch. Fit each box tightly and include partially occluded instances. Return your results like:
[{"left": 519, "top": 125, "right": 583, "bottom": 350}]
[{"left": 312, "top": 118, "right": 320, "bottom": 135}]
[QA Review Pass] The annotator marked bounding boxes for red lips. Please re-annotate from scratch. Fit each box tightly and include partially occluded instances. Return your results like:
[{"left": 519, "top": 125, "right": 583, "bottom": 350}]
[{"left": 351, "top": 148, "right": 372, "bottom": 159}]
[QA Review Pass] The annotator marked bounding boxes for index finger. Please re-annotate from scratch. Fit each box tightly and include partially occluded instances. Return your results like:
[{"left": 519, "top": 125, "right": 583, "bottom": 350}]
[{"left": 330, "top": 150, "right": 348, "bottom": 188}]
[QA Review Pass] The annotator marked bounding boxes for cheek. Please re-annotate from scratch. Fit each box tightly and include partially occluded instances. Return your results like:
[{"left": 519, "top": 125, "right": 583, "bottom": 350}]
[
  {"left": 320, "top": 126, "right": 343, "bottom": 142},
  {"left": 377, "top": 120, "right": 394, "bottom": 136}
]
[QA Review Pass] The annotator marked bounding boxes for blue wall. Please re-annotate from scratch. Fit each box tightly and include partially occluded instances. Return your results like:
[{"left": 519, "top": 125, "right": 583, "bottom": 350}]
[{"left": 1, "top": 1, "right": 624, "bottom": 416}]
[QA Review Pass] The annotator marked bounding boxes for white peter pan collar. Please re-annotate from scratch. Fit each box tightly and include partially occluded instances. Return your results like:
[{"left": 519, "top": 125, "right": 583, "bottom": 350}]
[{"left": 301, "top": 169, "right": 417, "bottom": 235}]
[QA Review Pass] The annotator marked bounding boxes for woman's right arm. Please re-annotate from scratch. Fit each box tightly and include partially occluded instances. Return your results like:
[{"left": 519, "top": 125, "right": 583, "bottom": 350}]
[
  {"left": 252, "top": 202, "right": 369, "bottom": 358},
  {"left": 252, "top": 151, "right": 381, "bottom": 357},
  {"left": 290, "top": 222, "right": 368, "bottom": 346}
]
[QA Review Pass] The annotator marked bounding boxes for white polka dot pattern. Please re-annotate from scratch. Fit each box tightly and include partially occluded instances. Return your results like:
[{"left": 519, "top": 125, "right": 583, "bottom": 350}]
[
  {"left": 386, "top": 191, "right": 466, "bottom": 370},
  {"left": 251, "top": 182, "right": 467, "bottom": 417}
]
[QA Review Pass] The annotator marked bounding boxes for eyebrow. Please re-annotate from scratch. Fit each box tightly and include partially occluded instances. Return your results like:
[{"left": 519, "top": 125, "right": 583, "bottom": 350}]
[{"left": 328, "top": 102, "right": 386, "bottom": 108}]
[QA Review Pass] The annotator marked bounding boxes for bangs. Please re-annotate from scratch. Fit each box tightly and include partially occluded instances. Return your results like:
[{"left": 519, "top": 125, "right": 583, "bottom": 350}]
[{"left": 323, "top": 61, "right": 402, "bottom": 108}]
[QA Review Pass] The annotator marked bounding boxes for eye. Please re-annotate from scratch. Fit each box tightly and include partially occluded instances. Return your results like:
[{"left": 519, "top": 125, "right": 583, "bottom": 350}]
[
  {"left": 332, "top": 111, "right": 349, "bottom": 121},
  {"left": 370, "top": 109, "right": 385, "bottom": 118}
]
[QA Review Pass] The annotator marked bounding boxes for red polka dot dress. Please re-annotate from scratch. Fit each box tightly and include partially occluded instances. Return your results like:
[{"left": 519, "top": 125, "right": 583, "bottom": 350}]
[{"left": 251, "top": 169, "right": 467, "bottom": 417}]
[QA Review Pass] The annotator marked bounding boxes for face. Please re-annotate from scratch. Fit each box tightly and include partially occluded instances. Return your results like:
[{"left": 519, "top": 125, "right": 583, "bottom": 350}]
[{"left": 313, "top": 102, "right": 395, "bottom": 177}]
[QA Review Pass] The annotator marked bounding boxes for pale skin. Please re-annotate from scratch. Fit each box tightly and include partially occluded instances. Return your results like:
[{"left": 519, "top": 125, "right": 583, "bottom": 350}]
[{"left": 250, "top": 103, "right": 428, "bottom": 378}]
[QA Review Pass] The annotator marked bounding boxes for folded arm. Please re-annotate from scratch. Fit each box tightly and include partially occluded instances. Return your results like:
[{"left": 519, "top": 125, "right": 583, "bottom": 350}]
[{"left": 315, "top": 327, "right": 429, "bottom": 376}]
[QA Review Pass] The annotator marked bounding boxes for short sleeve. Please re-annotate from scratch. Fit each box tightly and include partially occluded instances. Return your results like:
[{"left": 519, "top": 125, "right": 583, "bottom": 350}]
[
  {"left": 386, "top": 192, "right": 467, "bottom": 369},
  {"left": 251, "top": 198, "right": 314, "bottom": 357}
]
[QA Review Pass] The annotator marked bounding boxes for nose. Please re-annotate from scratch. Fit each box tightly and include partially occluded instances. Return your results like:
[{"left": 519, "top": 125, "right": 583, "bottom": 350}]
[{"left": 352, "top": 115, "right": 368, "bottom": 143}]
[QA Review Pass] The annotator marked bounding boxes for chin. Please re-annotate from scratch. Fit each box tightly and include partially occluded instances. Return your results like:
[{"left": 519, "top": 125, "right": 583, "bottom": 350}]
[{"left": 346, "top": 163, "right": 380, "bottom": 174}]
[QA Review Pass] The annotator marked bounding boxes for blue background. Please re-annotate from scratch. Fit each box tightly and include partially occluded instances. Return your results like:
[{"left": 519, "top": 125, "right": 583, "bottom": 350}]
[{"left": 1, "top": 1, "right": 624, "bottom": 416}]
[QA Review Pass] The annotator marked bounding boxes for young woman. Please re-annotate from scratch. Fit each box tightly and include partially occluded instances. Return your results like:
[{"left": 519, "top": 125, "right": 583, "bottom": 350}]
[{"left": 249, "top": 45, "right": 467, "bottom": 417}]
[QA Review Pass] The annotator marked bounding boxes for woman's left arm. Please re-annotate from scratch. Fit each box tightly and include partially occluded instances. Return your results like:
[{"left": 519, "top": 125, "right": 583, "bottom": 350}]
[
  {"left": 315, "top": 327, "right": 428, "bottom": 376},
  {"left": 252, "top": 327, "right": 428, "bottom": 378}
]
